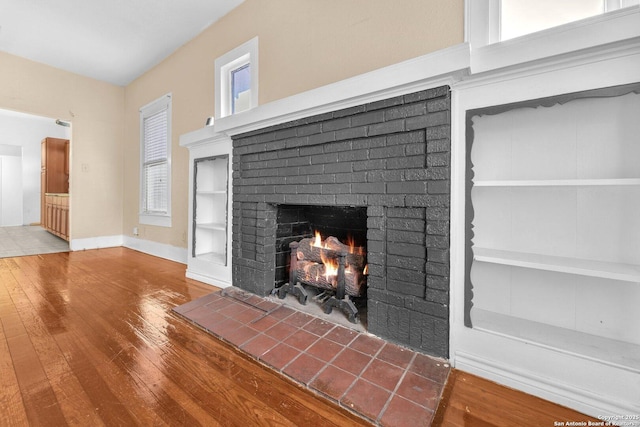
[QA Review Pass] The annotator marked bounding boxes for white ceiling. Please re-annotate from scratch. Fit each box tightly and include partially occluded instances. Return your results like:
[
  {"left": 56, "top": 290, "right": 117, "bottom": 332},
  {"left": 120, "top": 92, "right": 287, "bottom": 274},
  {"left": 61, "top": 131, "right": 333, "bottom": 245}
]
[{"left": 0, "top": 0, "right": 245, "bottom": 86}]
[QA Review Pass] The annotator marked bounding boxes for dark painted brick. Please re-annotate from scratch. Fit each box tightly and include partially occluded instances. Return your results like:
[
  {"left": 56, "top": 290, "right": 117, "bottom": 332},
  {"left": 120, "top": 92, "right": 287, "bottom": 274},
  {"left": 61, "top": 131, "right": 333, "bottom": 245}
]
[
  {"left": 427, "top": 152, "right": 449, "bottom": 167},
  {"left": 427, "top": 275, "right": 449, "bottom": 291},
  {"left": 387, "top": 130, "right": 425, "bottom": 145},
  {"left": 405, "top": 115, "right": 429, "bottom": 131},
  {"left": 387, "top": 267, "right": 427, "bottom": 285},
  {"left": 426, "top": 262, "right": 449, "bottom": 277},
  {"left": 426, "top": 125, "right": 450, "bottom": 140},
  {"left": 387, "top": 279, "right": 424, "bottom": 298},
  {"left": 388, "top": 242, "right": 426, "bottom": 258},
  {"left": 367, "top": 170, "right": 403, "bottom": 183},
  {"left": 353, "top": 136, "right": 386, "bottom": 150},
  {"left": 427, "top": 221, "right": 449, "bottom": 236},
  {"left": 333, "top": 104, "right": 366, "bottom": 118},
  {"left": 386, "top": 103, "right": 427, "bottom": 120},
  {"left": 323, "top": 117, "right": 351, "bottom": 131},
  {"left": 425, "top": 167, "right": 449, "bottom": 181},
  {"left": 335, "top": 126, "right": 368, "bottom": 141},
  {"left": 387, "top": 207, "right": 424, "bottom": 219},
  {"left": 387, "top": 181, "right": 427, "bottom": 194},
  {"left": 335, "top": 194, "right": 368, "bottom": 206},
  {"left": 311, "top": 153, "right": 339, "bottom": 164},
  {"left": 386, "top": 217, "right": 424, "bottom": 232},
  {"left": 370, "top": 145, "right": 405, "bottom": 160},
  {"left": 297, "top": 123, "right": 322, "bottom": 136},
  {"left": 274, "top": 127, "right": 298, "bottom": 140},
  {"left": 387, "top": 230, "right": 425, "bottom": 245},
  {"left": 308, "top": 131, "right": 336, "bottom": 145},
  {"left": 427, "top": 139, "right": 450, "bottom": 153},
  {"left": 406, "top": 298, "right": 447, "bottom": 319},
  {"left": 426, "top": 235, "right": 449, "bottom": 249},
  {"left": 335, "top": 171, "right": 367, "bottom": 183},
  {"left": 321, "top": 183, "right": 351, "bottom": 194},
  {"left": 427, "top": 98, "right": 450, "bottom": 112},
  {"left": 367, "top": 195, "right": 406, "bottom": 206},
  {"left": 426, "top": 288, "right": 449, "bottom": 305},
  {"left": 299, "top": 145, "right": 324, "bottom": 156},
  {"left": 387, "top": 156, "right": 424, "bottom": 170},
  {"left": 337, "top": 149, "right": 368, "bottom": 162},
  {"left": 428, "top": 180, "right": 450, "bottom": 195},
  {"left": 324, "top": 140, "right": 352, "bottom": 153},
  {"left": 387, "top": 255, "right": 425, "bottom": 270},
  {"left": 308, "top": 195, "right": 336, "bottom": 205},
  {"left": 406, "top": 143, "right": 426, "bottom": 156},
  {"left": 351, "top": 182, "right": 385, "bottom": 194},
  {"left": 353, "top": 159, "right": 387, "bottom": 172},
  {"left": 324, "top": 162, "right": 353, "bottom": 174},
  {"left": 368, "top": 119, "right": 405, "bottom": 136},
  {"left": 367, "top": 96, "right": 404, "bottom": 111},
  {"left": 352, "top": 110, "right": 385, "bottom": 126},
  {"left": 425, "top": 111, "right": 450, "bottom": 128},
  {"left": 427, "top": 248, "right": 449, "bottom": 263}
]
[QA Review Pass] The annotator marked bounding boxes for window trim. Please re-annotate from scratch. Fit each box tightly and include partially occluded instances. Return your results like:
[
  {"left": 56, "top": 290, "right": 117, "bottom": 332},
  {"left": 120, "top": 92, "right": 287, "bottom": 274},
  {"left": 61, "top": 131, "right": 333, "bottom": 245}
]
[
  {"left": 215, "top": 37, "right": 258, "bottom": 119},
  {"left": 466, "top": 1, "right": 640, "bottom": 73},
  {"left": 139, "top": 93, "right": 172, "bottom": 228},
  {"left": 467, "top": 0, "right": 639, "bottom": 47}
]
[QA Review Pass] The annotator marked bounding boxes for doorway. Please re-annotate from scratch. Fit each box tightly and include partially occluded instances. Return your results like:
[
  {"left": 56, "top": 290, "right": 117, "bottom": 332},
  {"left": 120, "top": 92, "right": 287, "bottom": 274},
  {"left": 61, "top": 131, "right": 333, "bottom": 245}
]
[{"left": 0, "top": 108, "right": 71, "bottom": 258}]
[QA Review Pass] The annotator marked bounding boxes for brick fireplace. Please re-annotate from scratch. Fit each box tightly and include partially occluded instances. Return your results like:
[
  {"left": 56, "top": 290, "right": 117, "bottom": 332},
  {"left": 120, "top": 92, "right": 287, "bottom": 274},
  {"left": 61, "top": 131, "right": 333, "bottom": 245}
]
[{"left": 231, "top": 86, "right": 451, "bottom": 358}]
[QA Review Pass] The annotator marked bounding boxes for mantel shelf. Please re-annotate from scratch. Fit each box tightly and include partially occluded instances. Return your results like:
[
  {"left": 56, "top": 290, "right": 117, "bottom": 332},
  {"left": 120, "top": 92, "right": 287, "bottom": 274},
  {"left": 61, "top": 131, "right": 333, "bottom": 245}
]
[
  {"left": 473, "top": 248, "right": 640, "bottom": 283},
  {"left": 473, "top": 178, "right": 640, "bottom": 187}
]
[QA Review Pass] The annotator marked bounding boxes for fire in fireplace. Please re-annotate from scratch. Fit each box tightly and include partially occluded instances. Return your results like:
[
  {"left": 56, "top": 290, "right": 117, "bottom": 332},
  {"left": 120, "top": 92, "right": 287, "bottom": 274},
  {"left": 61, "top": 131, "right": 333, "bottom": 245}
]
[{"left": 277, "top": 231, "right": 367, "bottom": 323}]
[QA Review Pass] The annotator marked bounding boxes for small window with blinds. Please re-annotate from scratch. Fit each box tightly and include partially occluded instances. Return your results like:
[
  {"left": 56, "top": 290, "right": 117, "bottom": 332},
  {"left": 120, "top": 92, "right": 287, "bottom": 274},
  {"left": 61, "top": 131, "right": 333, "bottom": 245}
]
[{"left": 139, "top": 94, "right": 171, "bottom": 227}]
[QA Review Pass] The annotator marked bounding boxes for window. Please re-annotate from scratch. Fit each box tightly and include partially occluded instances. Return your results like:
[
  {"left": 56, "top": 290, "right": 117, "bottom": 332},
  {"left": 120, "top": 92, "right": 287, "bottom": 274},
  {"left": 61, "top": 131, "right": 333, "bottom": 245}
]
[
  {"left": 140, "top": 94, "right": 171, "bottom": 227},
  {"left": 215, "top": 37, "right": 258, "bottom": 119},
  {"left": 467, "top": 0, "right": 640, "bottom": 46},
  {"left": 500, "top": 0, "right": 639, "bottom": 41}
]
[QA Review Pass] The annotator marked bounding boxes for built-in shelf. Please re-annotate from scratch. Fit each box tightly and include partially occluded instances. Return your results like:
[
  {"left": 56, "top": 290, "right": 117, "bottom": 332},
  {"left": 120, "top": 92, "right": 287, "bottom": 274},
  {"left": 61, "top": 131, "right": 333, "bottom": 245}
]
[
  {"left": 195, "top": 251, "right": 227, "bottom": 264},
  {"left": 471, "top": 309, "right": 640, "bottom": 373},
  {"left": 196, "top": 222, "right": 226, "bottom": 231},
  {"left": 473, "top": 178, "right": 640, "bottom": 187},
  {"left": 473, "top": 247, "right": 640, "bottom": 283}
]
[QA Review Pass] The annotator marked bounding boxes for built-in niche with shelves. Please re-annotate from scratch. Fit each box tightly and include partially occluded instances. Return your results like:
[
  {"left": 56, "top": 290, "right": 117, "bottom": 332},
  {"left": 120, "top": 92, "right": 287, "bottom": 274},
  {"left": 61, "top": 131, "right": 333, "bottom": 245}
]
[
  {"left": 193, "top": 155, "right": 229, "bottom": 265},
  {"left": 465, "top": 83, "right": 640, "bottom": 372}
]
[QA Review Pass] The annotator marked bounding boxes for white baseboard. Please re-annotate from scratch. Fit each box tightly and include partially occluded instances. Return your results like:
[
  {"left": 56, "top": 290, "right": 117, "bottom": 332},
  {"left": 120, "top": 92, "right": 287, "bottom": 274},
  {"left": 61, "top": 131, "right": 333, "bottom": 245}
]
[
  {"left": 185, "top": 269, "right": 231, "bottom": 288},
  {"left": 69, "top": 235, "right": 124, "bottom": 251},
  {"left": 454, "top": 350, "right": 640, "bottom": 419},
  {"left": 123, "top": 236, "right": 188, "bottom": 264}
]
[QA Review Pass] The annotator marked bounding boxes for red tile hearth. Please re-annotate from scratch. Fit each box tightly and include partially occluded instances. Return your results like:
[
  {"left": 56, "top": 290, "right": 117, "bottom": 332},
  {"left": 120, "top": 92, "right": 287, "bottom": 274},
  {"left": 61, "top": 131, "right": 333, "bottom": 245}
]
[{"left": 173, "top": 287, "right": 450, "bottom": 426}]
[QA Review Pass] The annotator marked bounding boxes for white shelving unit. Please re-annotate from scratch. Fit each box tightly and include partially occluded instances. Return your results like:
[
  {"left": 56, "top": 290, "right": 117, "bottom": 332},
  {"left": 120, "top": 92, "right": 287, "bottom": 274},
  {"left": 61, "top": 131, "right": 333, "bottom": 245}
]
[
  {"left": 180, "top": 129, "right": 233, "bottom": 287},
  {"left": 468, "top": 91, "right": 640, "bottom": 373},
  {"left": 193, "top": 156, "right": 229, "bottom": 265}
]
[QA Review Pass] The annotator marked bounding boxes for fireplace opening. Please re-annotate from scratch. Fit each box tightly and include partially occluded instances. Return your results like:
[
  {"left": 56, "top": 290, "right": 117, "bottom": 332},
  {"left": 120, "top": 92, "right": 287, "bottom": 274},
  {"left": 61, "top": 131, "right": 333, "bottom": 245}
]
[{"left": 274, "top": 204, "right": 368, "bottom": 324}]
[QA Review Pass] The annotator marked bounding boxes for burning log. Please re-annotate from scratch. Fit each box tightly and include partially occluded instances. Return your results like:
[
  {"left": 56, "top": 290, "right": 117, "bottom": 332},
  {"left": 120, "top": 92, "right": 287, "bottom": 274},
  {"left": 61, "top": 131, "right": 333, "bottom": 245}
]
[
  {"left": 292, "top": 259, "right": 365, "bottom": 297},
  {"left": 295, "top": 236, "right": 366, "bottom": 270}
]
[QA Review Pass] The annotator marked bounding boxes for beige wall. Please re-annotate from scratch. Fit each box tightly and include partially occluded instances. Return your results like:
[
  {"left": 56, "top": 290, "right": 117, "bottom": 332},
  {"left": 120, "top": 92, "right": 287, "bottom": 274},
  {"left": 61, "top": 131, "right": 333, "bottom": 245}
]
[
  {"left": 124, "top": 0, "right": 465, "bottom": 249},
  {"left": 0, "top": 51, "right": 125, "bottom": 240}
]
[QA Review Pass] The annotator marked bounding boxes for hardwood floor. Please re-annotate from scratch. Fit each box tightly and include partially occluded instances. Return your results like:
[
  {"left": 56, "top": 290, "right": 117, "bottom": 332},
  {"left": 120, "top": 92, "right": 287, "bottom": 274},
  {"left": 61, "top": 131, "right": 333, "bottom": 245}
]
[{"left": 0, "top": 248, "right": 596, "bottom": 426}]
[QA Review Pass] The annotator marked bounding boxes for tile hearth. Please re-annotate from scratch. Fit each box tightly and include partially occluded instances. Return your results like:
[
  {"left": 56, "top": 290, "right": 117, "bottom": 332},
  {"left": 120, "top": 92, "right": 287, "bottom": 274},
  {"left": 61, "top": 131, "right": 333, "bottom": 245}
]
[{"left": 173, "top": 287, "right": 450, "bottom": 426}]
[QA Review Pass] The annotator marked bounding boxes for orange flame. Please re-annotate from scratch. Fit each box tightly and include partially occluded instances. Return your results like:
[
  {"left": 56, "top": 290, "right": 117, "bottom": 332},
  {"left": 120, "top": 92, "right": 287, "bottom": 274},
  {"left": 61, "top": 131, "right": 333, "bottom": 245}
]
[
  {"left": 312, "top": 230, "right": 323, "bottom": 248},
  {"left": 363, "top": 264, "right": 369, "bottom": 275}
]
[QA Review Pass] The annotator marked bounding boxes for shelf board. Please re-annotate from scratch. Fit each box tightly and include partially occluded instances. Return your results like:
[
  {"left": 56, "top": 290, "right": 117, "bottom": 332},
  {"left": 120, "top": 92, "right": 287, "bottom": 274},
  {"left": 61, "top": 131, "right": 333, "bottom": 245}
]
[
  {"left": 471, "top": 308, "right": 640, "bottom": 373},
  {"left": 196, "top": 190, "right": 227, "bottom": 195},
  {"left": 196, "top": 222, "right": 226, "bottom": 231},
  {"left": 473, "top": 178, "right": 640, "bottom": 187},
  {"left": 473, "top": 247, "right": 640, "bottom": 282},
  {"left": 194, "top": 251, "right": 226, "bottom": 265}
]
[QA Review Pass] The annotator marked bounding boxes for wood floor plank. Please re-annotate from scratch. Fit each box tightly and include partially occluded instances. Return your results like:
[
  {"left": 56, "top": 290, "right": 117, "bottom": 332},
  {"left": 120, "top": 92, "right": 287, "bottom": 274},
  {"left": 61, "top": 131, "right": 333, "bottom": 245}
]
[
  {"left": 1, "top": 248, "right": 599, "bottom": 426},
  {"left": 0, "top": 272, "right": 30, "bottom": 426}
]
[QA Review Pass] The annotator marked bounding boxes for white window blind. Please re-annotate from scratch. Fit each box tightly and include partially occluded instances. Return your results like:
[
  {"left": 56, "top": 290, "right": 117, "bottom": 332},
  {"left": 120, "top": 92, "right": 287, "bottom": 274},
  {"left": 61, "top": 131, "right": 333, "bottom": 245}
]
[{"left": 140, "top": 94, "right": 171, "bottom": 227}]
